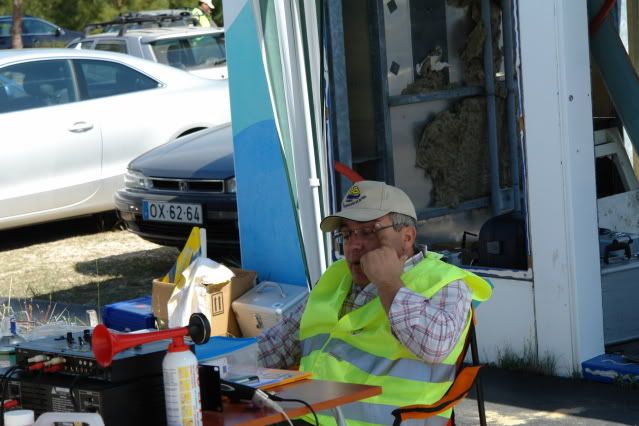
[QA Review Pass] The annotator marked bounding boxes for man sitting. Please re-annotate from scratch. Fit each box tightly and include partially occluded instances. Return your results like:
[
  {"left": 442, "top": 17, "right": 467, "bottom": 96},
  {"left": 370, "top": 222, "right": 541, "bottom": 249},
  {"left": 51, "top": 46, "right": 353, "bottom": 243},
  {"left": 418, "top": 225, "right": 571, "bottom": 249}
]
[{"left": 258, "top": 180, "right": 493, "bottom": 425}]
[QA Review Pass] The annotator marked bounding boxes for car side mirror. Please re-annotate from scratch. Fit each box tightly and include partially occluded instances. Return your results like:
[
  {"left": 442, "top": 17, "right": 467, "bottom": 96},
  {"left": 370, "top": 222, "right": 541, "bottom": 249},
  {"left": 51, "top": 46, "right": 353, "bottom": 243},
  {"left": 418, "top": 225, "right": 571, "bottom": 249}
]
[{"left": 56, "top": 27, "right": 62, "bottom": 36}]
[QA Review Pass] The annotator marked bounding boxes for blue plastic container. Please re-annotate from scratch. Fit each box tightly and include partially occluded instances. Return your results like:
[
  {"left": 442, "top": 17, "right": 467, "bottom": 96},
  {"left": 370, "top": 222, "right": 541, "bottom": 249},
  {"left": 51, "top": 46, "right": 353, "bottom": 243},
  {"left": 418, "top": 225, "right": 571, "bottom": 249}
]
[
  {"left": 195, "top": 336, "right": 257, "bottom": 361},
  {"left": 102, "top": 296, "right": 156, "bottom": 332},
  {"left": 581, "top": 354, "right": 639, "bottom": 384}
]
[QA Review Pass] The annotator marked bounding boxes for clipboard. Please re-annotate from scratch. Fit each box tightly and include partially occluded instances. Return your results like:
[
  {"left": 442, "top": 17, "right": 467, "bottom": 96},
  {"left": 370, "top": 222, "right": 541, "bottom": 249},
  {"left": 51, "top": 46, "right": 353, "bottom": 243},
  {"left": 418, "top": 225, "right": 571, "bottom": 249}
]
[
  {"left": 227, "top": 367, "right": 312, "bottom": 390},
  {"left": 257, "top": 368, "right": 312, "bottom": 390}
]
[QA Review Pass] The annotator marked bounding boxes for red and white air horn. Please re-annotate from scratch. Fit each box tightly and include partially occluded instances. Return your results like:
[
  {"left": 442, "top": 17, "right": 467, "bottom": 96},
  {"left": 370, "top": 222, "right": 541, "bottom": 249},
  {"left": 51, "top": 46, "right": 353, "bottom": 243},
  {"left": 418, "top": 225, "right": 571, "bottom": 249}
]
[{"left": 91, "top": 312, "right": 211, "bottom": 367}]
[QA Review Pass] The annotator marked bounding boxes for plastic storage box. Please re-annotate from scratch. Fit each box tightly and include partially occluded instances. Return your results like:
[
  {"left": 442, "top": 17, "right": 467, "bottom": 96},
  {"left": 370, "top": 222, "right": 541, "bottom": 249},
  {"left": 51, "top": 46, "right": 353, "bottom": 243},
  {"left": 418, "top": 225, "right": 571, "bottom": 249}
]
[
  {"left": 101, "top": 296, "right": 155, "bottom": 332},
  {"left": 231, "top": 281, "right": 308, "bottom": 337},
  {"left": 196, "top": 336, "right": 258, "bottom": 378},
  {"left": 582, "top": 353, "right": 639, "bottom": 384}
]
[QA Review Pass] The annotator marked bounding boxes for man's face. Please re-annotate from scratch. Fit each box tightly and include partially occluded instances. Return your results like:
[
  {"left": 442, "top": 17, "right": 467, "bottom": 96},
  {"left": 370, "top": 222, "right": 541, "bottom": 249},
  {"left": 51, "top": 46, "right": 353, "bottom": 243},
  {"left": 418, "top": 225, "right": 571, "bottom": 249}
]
[{"left": 340, "top": 215, "right": 406, "bottom": 286}]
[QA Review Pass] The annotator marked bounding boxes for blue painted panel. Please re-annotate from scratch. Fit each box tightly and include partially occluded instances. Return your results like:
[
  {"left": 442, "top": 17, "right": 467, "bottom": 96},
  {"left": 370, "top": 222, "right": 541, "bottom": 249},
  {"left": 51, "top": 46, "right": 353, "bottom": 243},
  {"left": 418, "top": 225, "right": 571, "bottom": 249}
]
[
  {"left": 226, "top": 3, "right": 274, "bottom": 134},
  {"left": 226, "top": 2, "right": 306, "bottom": 286},
  {"left": 234, "top": 121, "right": 307, "bottom": 286}
]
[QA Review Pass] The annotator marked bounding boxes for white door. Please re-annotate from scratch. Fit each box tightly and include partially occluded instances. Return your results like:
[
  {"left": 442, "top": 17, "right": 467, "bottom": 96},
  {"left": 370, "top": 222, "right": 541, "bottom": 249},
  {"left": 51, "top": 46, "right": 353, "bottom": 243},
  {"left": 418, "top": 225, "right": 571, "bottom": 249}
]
[{"left": 0, "top": 59, "right": 102, "bottom": 221}]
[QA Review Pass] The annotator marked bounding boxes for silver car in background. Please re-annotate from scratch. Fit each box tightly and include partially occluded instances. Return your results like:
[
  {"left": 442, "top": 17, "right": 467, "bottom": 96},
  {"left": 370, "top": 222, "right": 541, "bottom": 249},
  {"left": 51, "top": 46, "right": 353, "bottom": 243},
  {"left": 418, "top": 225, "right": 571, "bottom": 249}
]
[
  {"left": 68, "top": 25, "right": 227, "bottom": 80},
  {"left": 0, "top": 48, "right": 230, "bottom": 231}
]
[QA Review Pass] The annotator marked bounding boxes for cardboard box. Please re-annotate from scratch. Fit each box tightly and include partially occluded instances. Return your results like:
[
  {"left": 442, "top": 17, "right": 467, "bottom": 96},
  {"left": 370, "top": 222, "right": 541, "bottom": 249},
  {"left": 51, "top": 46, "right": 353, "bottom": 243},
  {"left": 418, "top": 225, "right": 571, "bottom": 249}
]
[{"left": 152, "top": 267, "right": 256, "bottom": 337}]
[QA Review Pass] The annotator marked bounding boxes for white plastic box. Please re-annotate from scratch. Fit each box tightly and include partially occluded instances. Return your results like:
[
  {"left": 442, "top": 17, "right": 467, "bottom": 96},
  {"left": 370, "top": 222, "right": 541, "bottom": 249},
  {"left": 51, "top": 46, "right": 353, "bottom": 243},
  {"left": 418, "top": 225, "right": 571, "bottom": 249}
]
[
  {"left": 196, "top": 336, "right": 258, "bottom": 378},
  {"left": 231, "top": 281, "right": 309, "bottom": 337}
]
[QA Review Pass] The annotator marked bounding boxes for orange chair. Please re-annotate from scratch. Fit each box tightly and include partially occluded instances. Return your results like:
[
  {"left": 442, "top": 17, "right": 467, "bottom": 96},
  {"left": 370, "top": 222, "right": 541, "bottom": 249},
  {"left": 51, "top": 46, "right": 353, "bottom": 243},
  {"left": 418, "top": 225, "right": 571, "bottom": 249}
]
[{"left": 391, "top": 309, "right": 487, "bottom": 426}]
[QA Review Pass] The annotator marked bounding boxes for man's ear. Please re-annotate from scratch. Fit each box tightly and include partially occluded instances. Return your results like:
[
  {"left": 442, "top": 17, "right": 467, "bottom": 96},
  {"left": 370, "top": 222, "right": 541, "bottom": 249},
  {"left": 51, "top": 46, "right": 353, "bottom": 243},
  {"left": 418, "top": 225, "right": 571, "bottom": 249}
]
[{"left": 403, "top": 226, "right": 417, "bottom": 248}]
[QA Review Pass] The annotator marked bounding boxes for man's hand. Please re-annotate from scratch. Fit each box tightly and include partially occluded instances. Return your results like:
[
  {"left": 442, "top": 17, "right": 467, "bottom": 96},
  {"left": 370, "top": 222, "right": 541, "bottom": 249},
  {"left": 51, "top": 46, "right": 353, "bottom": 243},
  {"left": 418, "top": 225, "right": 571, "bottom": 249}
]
[{"left": 360, "top": 246, "right": 407, "bottom": 312}]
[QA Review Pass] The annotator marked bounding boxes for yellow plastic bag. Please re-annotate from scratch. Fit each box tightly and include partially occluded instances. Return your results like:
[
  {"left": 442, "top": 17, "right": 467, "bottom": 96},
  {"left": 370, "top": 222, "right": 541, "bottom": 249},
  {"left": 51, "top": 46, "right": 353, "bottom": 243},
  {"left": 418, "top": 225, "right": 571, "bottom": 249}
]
[{"left": 161, "top": 227, "right": 207, "bottom": 289}]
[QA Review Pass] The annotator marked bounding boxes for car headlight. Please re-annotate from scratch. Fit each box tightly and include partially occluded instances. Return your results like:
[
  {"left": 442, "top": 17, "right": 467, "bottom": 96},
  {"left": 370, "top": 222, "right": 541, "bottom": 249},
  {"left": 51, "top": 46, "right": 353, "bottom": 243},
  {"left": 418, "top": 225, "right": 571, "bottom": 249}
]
[
  {"left": 124, "top": 169, "right": 152, "bottom": 189},
  {"left": 225, "top": 177, "right": 236, "bottom": 193}
]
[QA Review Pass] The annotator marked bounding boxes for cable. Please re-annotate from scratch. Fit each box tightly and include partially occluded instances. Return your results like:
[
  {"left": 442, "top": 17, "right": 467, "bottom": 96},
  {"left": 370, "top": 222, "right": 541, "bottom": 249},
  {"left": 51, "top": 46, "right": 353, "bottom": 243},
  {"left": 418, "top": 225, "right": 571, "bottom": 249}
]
[
  {"left": 219, "top": 379, "right": 318, "bottom": 426},
  {"left": 68, "top": 374, "right": 83, "bottom": 412},
  {"left": 266, "top": 392, "right": 319, "bottom": 426},
  {"left": 251, "top": 389, "right": 293, "bottom": 426},
  {"left": 0, "top": 366, "right": 22, "bottom": 423}
]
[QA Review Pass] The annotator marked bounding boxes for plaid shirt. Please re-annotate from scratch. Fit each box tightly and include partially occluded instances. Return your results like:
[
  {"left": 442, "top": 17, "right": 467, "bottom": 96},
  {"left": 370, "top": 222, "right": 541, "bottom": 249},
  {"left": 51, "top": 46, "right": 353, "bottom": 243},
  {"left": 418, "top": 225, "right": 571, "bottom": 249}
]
[{"left": 257, "top": 247, "right": 471, "bottom": 369}]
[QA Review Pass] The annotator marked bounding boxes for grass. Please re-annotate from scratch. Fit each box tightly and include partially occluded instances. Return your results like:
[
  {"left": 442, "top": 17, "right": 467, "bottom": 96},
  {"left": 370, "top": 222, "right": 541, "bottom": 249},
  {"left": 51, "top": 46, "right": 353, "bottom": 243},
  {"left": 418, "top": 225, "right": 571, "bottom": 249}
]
[
  {"left": 0, "top": 219, "right": 183, "bottom": 335},
  {"left": 495, "top": 339, "right": 558, "bottom": 376},
  {"left": 0, "top": 218, "right": 243, "bottom": 335},
  {"left": 0, "top": 297, "right": 92, "bottom": 336},
  {"left": 0, "top": 219, "right": 179, "bottom": 308}
]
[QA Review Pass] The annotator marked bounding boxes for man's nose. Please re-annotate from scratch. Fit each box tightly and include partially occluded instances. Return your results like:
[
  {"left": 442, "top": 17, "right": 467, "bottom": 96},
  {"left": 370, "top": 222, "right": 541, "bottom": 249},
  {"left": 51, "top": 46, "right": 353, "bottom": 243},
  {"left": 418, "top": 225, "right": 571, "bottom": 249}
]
[{"left": 346, "top": 234, "right": 367, "bottom": 249}]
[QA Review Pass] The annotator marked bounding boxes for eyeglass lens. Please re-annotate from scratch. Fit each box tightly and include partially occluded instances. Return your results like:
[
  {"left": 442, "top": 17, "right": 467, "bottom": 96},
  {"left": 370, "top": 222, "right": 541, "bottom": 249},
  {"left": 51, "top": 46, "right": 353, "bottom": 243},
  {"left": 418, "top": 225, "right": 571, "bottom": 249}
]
[{"left": 333, "top": 224, "right": 394, "bottom": 243}]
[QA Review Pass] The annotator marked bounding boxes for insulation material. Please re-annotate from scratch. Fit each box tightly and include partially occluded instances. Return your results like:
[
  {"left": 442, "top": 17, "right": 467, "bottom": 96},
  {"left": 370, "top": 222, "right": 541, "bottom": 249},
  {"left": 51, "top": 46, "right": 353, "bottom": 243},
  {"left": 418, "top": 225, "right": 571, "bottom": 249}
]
[
  {"left": 403, "top": 0, "right": 502, "bottom": 93},
  {"left": 408, "top": 0, "right": 509, "bottom": 207},
  {"left": 415, "top": 96, "right": 509, "bottom": 207},
  {"left": 402, "top": 46, "right": 450, "bottom": 94},
  {"left": 458, "top": 0, "right": 502, "bottom": 85}
]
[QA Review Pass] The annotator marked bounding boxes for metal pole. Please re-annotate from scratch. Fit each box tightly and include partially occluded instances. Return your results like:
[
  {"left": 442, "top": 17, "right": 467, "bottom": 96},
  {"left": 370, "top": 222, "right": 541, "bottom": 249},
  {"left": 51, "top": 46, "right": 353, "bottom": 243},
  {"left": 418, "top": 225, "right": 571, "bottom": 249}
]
[
  {"left": 326, "top": 0, "right": 352, "bottom": 200},
  {"left": 470, "top": 323, "right": 487, "bottom": 426},
  {"left": 501, "top": 0, "right": 521, "bottom": 211},
  {"left": 481, "top": 0, "right": 502, "bottom": 216}
]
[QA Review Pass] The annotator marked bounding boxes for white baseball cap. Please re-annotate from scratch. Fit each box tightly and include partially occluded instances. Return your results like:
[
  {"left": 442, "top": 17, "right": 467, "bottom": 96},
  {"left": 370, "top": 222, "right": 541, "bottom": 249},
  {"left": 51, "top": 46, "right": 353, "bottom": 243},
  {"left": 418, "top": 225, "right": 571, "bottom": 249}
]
[
  {"left": 320, "top": 181, "right": 417, "bottom": 232},
  {"left": 200, "top": 0, "right": 214, "bottom": 8}
]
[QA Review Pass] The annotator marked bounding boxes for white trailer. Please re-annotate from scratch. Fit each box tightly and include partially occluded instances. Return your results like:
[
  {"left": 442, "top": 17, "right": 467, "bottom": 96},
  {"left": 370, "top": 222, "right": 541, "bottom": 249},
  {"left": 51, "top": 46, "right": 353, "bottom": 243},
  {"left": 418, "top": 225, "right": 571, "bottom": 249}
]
[{"left": 224, "top": 0, "right": 639, "bottom": 376}]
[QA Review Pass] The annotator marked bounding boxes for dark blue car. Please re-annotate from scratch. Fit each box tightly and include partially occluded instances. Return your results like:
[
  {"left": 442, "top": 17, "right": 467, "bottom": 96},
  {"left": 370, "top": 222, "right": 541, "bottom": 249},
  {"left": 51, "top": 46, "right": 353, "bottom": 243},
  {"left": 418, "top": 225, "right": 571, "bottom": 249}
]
[
  {"left": 115, "top": 123, "right": 238, "bottom": 256},
  {"left": 0, "top": 16, "right": 82, "bottom": 49}
]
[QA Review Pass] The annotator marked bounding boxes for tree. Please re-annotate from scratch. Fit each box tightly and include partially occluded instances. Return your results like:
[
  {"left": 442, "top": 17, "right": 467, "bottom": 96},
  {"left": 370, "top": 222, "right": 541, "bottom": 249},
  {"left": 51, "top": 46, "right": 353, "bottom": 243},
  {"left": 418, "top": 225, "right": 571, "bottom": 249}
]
[
  {"left": 11, "top": 0, "right": 22, "bottom": 49},
  {"left": 211, "top": 0, "right": 222, "bottom": 27}
]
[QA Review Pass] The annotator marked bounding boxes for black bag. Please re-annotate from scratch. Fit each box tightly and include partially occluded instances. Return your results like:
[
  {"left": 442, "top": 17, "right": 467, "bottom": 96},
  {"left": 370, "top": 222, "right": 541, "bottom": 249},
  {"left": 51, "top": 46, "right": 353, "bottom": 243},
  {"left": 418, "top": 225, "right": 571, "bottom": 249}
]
[{"left": 477, "top": 211, "right": 528, "bottom": 270}]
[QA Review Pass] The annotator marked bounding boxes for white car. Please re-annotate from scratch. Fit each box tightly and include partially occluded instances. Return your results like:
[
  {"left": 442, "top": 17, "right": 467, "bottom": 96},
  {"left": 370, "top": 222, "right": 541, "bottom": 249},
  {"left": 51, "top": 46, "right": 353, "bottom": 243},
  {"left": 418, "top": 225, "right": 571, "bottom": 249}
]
[{"left": 0, "top": 48, "right": 230, "bottom": 231}]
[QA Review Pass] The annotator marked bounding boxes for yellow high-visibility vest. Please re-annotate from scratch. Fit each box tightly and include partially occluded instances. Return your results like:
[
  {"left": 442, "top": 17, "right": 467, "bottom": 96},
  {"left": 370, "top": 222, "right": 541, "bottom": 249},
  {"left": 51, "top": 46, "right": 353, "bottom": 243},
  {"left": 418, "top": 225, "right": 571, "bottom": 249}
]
[
  {"left": 299, "top": 253, "right": 492, "bottom": 426},
  {"left": 191, "top": 8, "right": 211, "bottom": 27}
]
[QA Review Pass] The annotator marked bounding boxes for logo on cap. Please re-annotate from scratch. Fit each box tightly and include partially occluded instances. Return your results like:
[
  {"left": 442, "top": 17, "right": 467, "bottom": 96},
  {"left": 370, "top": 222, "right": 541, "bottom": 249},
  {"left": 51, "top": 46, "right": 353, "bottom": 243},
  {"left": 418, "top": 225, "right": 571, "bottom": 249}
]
[{"left": 343, "top": 185, "right": 366, "bottom": 207}]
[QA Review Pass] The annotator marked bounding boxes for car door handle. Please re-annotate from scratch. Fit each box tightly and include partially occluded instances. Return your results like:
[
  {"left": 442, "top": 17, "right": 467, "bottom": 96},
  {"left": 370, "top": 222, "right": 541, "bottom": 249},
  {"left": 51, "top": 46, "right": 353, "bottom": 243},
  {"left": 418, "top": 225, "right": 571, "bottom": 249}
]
[{"left": 68, "top": 122, "right": 94, "bottom": 133}]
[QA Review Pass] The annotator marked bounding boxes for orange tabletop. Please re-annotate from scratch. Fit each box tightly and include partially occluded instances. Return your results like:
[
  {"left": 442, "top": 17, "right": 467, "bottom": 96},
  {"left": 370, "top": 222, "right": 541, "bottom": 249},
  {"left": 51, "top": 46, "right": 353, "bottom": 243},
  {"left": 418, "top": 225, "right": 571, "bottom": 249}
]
[{"left": 203, "top": 378, "right": 382, "bottom": 426}]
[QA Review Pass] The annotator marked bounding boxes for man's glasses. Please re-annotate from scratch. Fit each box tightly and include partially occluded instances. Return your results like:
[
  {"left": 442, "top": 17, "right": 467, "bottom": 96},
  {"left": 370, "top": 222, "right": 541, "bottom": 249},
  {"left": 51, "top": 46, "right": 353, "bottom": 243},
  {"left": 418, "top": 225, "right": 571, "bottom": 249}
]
[{"left": 332, "top": 224, "right": 395, "bottom": 244}]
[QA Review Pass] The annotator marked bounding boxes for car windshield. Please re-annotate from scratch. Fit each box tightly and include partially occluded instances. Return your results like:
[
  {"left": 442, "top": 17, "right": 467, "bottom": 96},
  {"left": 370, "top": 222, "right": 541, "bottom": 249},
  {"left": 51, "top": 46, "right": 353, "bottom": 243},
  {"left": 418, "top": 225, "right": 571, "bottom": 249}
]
[{"left": 150, "top": 34, "right": 226, "bottom": 71}]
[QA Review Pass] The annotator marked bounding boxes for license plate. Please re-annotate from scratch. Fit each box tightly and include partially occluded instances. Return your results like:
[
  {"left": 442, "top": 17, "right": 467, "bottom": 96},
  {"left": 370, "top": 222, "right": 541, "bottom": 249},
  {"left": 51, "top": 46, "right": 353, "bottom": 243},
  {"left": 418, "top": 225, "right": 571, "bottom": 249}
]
[{"left": 142, "top": 201, "right": 203, "bottom": 224}]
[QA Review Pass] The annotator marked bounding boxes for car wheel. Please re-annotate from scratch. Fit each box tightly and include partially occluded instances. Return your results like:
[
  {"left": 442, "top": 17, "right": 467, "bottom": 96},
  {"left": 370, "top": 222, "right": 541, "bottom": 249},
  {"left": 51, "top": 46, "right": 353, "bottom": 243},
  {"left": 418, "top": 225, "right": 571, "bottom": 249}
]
[{"left": 94, "top": 212, "right": 124, "bottom": 232}]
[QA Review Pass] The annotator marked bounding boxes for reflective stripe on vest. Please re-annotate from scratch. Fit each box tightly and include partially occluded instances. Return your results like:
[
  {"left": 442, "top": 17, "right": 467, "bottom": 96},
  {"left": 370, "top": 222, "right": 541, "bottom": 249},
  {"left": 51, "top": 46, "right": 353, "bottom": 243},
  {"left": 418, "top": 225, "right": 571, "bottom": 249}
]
[
  {"left": 301, "top": 336, "right": 456, "bottom": 383},
  {"left": 299, "top": 254, "right": 492, "bottom": 425}
]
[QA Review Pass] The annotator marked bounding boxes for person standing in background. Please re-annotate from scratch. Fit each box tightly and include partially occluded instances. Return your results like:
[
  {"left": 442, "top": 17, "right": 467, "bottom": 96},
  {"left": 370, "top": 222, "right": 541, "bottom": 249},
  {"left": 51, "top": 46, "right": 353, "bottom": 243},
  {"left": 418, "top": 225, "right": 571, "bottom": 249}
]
[{"left": 191, "top": 0, "right": 214, "bottom": 27}]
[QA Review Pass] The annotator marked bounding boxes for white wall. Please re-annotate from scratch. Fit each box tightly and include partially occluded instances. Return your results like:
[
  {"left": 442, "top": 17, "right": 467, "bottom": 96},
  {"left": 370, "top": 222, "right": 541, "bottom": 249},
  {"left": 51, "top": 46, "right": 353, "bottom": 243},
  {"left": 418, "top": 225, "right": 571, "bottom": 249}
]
[{"left": 473, "top": 275, "right": 536, "bottom": 363}]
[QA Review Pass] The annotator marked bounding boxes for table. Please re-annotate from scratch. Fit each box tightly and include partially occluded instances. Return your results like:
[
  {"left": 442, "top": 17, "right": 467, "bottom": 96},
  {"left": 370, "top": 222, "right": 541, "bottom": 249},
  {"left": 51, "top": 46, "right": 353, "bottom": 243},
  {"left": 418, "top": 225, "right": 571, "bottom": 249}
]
[{"left": 203, "top": 378, "right": 382, "bottom": 426}]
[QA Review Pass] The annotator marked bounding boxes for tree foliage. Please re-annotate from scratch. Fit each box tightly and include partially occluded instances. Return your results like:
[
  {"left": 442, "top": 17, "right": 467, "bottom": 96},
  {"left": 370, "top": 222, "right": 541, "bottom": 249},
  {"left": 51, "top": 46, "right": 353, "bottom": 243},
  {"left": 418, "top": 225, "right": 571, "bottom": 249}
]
[{"left": 0, "top": 0, "right": 199, "bottom": 31}]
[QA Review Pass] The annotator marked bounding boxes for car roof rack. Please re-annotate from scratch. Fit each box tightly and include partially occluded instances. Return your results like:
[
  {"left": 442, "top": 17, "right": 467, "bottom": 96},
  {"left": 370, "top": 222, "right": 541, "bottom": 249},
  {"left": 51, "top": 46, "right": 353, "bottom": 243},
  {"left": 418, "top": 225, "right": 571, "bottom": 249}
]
[{"left": 83, "top": 10, "right": 197, "bottom": 36}]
